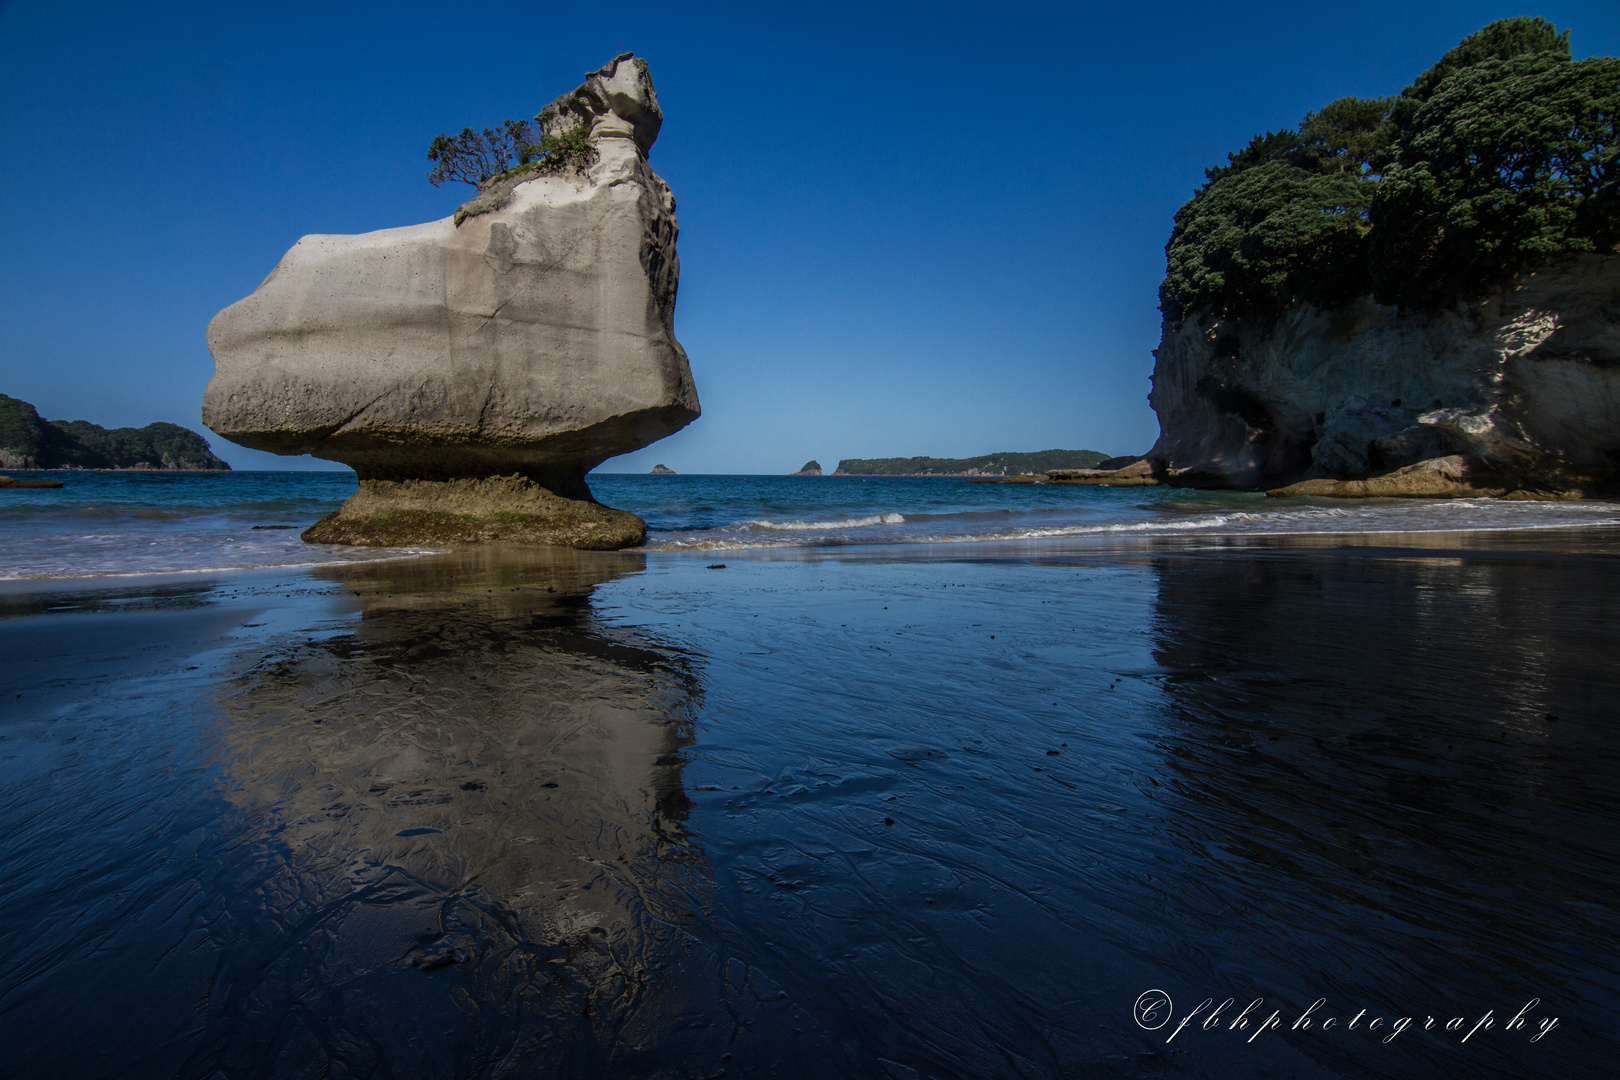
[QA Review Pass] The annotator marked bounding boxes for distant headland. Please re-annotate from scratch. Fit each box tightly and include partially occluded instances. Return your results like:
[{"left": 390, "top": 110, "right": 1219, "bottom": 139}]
[
  {"left": 833, "top": 449, "right": 1109, "bottom": 477},
  {"left": 1, "top": 394, "right": 229, "bottom": 471}
]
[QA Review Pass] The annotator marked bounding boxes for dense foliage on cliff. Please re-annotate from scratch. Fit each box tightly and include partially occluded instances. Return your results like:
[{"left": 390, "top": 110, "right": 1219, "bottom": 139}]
[
  {"left": 1161, "top": 18, "right": 1620, "bottom": 327},
  {"left": 0, "top": 394, "right": 229, "bottom": 470},
  {"left": 834, "top": 449, "right": 1108, "bottom": 476},
  {"left": 427, "top": 117, "right": 596, "bottom": 189}
]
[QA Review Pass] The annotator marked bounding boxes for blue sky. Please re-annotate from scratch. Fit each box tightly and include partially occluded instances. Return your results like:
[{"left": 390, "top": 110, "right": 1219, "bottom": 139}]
[{"left": 2, "top": 2, "right": 1616, "bottom": 473}]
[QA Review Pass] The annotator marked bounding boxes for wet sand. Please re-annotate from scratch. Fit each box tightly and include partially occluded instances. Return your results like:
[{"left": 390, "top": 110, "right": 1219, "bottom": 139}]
[{"left": 1, "top": 531, "right": 1617, "bottom": 1078}]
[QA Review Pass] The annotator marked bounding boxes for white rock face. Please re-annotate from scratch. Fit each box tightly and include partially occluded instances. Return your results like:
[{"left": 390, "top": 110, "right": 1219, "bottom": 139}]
[
  {"left": 202, "top": 54, "right": 698, "bottom": 495},
  {"left": 1147, "top": 255, "right": 1620, "bottom": 488}
]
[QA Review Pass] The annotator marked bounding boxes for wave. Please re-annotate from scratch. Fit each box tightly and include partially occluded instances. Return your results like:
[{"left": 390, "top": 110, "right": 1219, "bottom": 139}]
[
  {"left": 642, "top": 500, "right": 1620, "bottom": 552},
  {"left": 743, "top": 512, "right": 905, "bottom": 531}
]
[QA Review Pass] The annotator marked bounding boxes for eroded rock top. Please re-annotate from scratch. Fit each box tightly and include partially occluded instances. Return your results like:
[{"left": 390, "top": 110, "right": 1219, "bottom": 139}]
[{"left": 539, "top": 52, "right": 663, "bottom": 154}]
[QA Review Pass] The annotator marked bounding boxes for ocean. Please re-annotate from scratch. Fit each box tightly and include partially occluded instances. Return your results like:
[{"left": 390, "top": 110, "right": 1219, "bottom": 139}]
[
  {"left": 3, "top": 469, "right": 1619, "bottom": 578},
  {"left": 2, "top": 471, "right": 1617, "bottom": 1078}
]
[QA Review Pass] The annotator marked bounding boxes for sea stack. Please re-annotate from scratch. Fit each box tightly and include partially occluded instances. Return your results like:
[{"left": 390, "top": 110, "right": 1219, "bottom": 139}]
[
  {"left": 791, "top": 460, "right": 822, "bottom": 476},
  {"left": 201, "top": 54, "right": 698, "bottom": 549}
]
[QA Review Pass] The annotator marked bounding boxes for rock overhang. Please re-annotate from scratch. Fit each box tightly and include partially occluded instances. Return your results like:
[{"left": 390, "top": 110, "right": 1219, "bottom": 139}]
[{"left": 201, "top": 54, "right": 697, "bottom": 546}]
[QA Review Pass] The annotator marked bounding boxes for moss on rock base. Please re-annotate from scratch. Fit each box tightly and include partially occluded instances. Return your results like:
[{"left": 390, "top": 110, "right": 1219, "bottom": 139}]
[{"left": 303, "top": 476, "right": 645, "bottom": 550}]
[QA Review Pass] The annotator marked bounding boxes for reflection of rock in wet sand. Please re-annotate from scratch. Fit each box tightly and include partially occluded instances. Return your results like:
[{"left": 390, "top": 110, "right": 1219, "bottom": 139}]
[{"left": 199, "top": 547, "right": 827, "bottom": 1077}]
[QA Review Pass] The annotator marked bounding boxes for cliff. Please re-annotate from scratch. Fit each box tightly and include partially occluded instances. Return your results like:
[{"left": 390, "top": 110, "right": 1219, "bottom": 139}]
[
  {"left": 1148, "top": 256, "right": 1620, "bottom": 493},
  {"left": 1147, "top": 19, "right": 1620, "bottom": 494},
  {"left": 202, "top": 54, "right": 697, "bottom": 549},
  {"left": 0, "top": 394, "right": 230, "bottom": 470}
]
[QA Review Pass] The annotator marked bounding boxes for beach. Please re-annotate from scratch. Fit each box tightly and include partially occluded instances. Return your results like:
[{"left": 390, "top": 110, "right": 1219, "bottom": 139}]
[
  {"left": 8, "top": 5, "right": 1620, "bottom": 1076},
  {"left": 2, "top": 495, "right": 1617, "bottom": 1077}
]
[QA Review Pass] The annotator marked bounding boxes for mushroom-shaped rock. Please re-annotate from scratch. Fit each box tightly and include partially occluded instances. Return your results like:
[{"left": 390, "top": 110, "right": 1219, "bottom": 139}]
[{"left": 202, "top": 54, "right": 698, "bottom": 549}]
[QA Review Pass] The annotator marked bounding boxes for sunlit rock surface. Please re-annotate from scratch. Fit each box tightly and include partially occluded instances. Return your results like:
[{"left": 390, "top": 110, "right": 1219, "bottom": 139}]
[
  {"left": 202, "top": 54, "right": 698, "bottom": 547},
  {"left": 1148, "top": 255, "right": 1620, "bottom": 492}
]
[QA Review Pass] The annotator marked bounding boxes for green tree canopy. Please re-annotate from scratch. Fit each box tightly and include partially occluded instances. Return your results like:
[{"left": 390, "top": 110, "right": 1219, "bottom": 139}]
[
  {"left": 1370, "top": 51, "right": 1620, "bottom": 308},
  {"left": 1159, "top": 17, "right": 1618, "bottom": 330},
  {"left": 1161, "top": 162, "right": 1376, "bottom": 325},
  {"left": 1390, "top": 16, "right": 1570, "bottom": 127}
]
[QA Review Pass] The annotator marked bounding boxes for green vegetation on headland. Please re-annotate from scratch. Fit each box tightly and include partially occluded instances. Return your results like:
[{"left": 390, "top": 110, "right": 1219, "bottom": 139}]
[
  {"left": 0, "top": 393, "right": 229, "bottom": 470},
  {"left": 834, "top": 449, "right": 1109, "bottom": 476},
  {"left": 1161, "top": 17, "right": 1619, "bottom": 328}
]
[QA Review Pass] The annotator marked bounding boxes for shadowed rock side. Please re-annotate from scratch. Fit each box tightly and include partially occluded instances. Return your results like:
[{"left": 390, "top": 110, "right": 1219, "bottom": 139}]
[
  {"left": 1148, "top": 255, "right": 1620, "bottom": 495},
  {"left": 202, "top": 54, "right": 699, "bottom": 548}
]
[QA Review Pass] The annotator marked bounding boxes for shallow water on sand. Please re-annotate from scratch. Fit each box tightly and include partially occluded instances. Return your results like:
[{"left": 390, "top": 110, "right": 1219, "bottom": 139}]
[
  {"left": 0, "top": 532, "right": 1616, "bottom": 1077},
  {"left": 0, "top": 470, "right": 432, "bottom": 579},
  {"left": 6, "top": 470, "right": 1620, "bottom": 578}
]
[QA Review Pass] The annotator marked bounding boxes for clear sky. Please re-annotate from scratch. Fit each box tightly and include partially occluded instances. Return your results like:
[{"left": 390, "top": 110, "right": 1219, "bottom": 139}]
[{"left": 2, "top": 2, "right": 1616, "bottom": 474}]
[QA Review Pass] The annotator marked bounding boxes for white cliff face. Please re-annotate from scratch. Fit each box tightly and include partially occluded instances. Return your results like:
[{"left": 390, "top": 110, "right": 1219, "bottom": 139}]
[
  {"left": 202, "top": 55, "right": 698, "bottom": 493},
  {"left": 1147, "top": 255, "right": 1620, "bottom": 489}
]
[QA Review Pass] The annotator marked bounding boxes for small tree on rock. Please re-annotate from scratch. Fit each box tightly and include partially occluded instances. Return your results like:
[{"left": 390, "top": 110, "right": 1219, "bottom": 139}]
[{"left": 427, "top": 117, "right": 597, "bottom": 189}]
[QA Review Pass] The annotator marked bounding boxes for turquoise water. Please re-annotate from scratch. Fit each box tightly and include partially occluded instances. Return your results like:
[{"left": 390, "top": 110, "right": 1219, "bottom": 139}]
[{"left": 4, "top": 469, "right": 1619, "bottom": 578}]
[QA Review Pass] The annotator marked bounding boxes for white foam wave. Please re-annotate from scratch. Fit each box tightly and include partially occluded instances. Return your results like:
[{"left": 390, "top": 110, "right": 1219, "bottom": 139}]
[
  {"left": 642, "top": 500, "right": 1620, "bottom": 553},
  {"left": 745, "top": 512, "right": 905, "bottom": 531}
]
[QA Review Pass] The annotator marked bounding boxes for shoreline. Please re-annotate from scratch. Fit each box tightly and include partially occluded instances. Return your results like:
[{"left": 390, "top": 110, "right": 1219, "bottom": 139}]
[{"left": 7, "top": 520, "right": 1620, "bottom": 589}]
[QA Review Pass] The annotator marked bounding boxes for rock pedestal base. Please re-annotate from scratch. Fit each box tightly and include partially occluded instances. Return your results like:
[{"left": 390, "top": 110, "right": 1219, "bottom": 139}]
[{"left": 303, "top": 476, "right": 645, "bottom": 550}]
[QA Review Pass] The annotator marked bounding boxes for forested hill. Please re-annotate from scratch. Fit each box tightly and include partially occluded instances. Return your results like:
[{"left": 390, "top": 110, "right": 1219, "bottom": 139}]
[
  {"left": 1161, "top": 16, "right": 1619, "bottom": 330},
  {"left": 0, "top": 394, "right": 230, "bottom": 470},
  {"left": 834, "top": 449, "right": 1109, "bottom": 476}
]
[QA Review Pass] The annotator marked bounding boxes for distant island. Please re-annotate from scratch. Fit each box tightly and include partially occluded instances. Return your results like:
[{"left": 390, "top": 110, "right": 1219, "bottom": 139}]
[
  {"left": 1, "top": 393, "right": 230, "bottom": 471},
  {"left": 648, "top": 464, "right": 677, "bottom": 475},
  {"left": 791, "top": 460, "right": 822, "bottom": 476},
  {"left": 834, "top": 449, "right": 1109, "bottom": 477}
]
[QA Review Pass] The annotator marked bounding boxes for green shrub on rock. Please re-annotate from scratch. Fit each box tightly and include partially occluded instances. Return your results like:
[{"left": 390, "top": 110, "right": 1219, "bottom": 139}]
[{"left": 428, "top": 117, "right": 597, "bottom": 190}]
